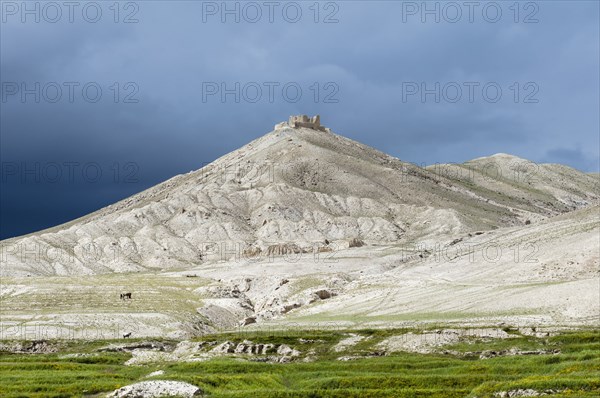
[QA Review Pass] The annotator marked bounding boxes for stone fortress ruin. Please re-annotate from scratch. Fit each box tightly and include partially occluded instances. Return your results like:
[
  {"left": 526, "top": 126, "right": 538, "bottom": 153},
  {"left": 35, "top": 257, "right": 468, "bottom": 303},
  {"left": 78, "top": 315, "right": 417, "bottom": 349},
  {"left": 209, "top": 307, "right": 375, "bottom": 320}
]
[{"left": 275, "top": 115, "right": 330, "bottom": 132}]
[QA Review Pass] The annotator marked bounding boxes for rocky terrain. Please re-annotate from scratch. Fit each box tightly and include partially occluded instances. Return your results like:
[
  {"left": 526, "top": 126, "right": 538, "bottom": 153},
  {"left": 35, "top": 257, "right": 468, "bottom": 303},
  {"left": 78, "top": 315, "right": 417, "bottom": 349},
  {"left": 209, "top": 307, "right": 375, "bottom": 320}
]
[{"left": 1, "top": 116, "right": 598, "bottom": 339}]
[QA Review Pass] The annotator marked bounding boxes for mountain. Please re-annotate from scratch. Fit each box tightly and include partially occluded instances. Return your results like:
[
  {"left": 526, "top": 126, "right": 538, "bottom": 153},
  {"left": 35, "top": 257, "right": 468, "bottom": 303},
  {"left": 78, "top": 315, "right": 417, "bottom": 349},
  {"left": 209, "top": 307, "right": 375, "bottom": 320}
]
[
  {"left": 1, "top": 116, "right": 598, "bottom": 338},
  {"left": 2, "top": 119, "right": 597, "bottom": 277}
]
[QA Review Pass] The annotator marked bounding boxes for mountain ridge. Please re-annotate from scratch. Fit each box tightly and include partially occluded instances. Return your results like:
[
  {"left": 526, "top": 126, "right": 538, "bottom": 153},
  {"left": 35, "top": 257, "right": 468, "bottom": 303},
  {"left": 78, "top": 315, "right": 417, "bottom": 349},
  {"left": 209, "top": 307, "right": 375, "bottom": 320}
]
[{"left": 1, "top": 121, "right": 598, "bottom": 277}]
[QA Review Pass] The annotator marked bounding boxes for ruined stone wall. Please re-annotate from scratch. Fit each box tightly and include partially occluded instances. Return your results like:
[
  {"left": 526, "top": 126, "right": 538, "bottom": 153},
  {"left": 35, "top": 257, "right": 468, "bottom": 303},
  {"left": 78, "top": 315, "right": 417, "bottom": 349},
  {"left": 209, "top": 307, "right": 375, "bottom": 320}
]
[
  {"left": 274, "top": 115, "right": 329, "bottom": 132},
  {"left": 288, "top": 115, "right": 326, "bottom": 131}
]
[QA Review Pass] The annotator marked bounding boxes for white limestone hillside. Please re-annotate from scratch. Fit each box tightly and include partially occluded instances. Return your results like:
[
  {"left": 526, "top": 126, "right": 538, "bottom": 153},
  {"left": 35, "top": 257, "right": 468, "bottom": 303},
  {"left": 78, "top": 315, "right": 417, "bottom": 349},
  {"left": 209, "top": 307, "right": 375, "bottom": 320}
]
[
  {"left": 1, "top": 119, "right": 597, "bottom": 277},
  {"left": 0, "top": 116, "right": 598, "bottom": 338}
]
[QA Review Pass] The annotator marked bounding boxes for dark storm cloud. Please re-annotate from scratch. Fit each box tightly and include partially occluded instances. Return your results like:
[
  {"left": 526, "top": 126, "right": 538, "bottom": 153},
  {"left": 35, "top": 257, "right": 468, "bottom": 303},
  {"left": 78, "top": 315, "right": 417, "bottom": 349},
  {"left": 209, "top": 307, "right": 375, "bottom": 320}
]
[{"left": 1, "top": 0, "right": 598, "bottom": 239}]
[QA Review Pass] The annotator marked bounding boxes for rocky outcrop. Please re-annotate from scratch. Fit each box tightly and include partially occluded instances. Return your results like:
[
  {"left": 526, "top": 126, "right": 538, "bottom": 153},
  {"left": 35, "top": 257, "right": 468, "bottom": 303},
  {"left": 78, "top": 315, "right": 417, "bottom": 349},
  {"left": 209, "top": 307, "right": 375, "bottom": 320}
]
[
  {"left": 240, "top": 316, "right": 256, "bottom": 326},
  {"left": 348, "top": 238, "right": 365, "bottom": 248},
  {"left": 122, "top": 339, "right": 294, "bottom": 365},
  {"left": 314, "top": 289, "right": 336, "bottom": 300},
  {"left": 265, "top": 243, "right": 305, "bottom": 256},
  {"left": 209, "top": 340, "right": 281, "bottom": 356},
  {"left": 211, "top": 341, "right": 236, "bottom": 354}
]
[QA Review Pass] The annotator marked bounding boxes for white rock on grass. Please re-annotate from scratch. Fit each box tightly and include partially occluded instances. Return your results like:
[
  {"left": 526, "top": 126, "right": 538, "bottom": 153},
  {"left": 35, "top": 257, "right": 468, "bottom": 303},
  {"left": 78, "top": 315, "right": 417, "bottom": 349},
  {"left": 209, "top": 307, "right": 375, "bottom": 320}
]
[{"left": 106, "top": 380, "right": 201, "bottom": 397}]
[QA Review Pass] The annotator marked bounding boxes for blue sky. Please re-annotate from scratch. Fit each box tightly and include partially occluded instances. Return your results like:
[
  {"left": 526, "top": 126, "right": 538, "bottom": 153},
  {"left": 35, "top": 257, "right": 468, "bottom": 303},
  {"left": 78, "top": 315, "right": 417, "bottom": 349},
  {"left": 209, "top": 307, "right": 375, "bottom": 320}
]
[{"left": 1, "top": 0, "right": 599, "bottom": 238}]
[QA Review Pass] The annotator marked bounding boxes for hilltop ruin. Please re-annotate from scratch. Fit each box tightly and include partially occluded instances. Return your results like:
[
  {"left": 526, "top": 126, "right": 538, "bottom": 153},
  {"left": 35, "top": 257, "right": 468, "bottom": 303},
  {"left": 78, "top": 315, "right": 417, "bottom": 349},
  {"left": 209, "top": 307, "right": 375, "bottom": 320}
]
[{"left": 275, "top": 115, "right": 329, "bottom": 132}]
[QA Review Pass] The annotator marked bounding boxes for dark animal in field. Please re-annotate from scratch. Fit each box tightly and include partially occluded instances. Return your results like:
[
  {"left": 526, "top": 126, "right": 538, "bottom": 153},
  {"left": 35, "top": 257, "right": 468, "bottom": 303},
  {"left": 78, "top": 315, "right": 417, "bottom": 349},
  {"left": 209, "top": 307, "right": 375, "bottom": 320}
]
[
  {"left": 120, "top": 292, "right": 132, "bottom": 300},
  {"left": 123, "top": 332, "right": 132, "bottom": 338}
]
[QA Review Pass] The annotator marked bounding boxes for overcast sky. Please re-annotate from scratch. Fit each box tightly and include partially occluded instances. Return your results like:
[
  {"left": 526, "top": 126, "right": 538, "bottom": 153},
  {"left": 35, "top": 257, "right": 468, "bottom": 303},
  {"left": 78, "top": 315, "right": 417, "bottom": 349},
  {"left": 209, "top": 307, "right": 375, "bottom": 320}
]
[{"left": 1, "top": 0, "right": 599, "bottom": 239}]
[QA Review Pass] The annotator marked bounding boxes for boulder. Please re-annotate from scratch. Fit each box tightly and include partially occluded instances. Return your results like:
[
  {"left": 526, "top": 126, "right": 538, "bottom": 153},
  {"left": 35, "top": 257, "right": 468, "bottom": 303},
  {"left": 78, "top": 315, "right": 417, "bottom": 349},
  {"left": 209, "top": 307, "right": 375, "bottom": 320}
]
[
  {"left": 106, "top": 380, "right": 202, "bottom": 397},
  {"left": 314, "top": 289, "right": 336, "bottom": 300}
]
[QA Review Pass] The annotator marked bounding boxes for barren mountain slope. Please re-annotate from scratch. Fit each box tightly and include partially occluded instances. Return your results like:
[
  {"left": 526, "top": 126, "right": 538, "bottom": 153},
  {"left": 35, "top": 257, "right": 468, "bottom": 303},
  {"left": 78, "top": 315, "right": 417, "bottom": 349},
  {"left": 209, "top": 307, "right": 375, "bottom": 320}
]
[
  {"left": 1, "top": 124, "right": 597, "bottom": 277},
  {"left": 260, "top": 204, "right": 599, "bottom": 329}
]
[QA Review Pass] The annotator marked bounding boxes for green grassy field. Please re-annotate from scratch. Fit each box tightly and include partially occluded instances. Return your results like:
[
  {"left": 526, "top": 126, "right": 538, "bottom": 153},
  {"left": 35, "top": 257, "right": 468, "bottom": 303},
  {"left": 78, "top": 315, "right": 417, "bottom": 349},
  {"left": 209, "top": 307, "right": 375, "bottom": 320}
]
[{"left": 0, "top": 329, "right": 598, "bottom": 397}]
